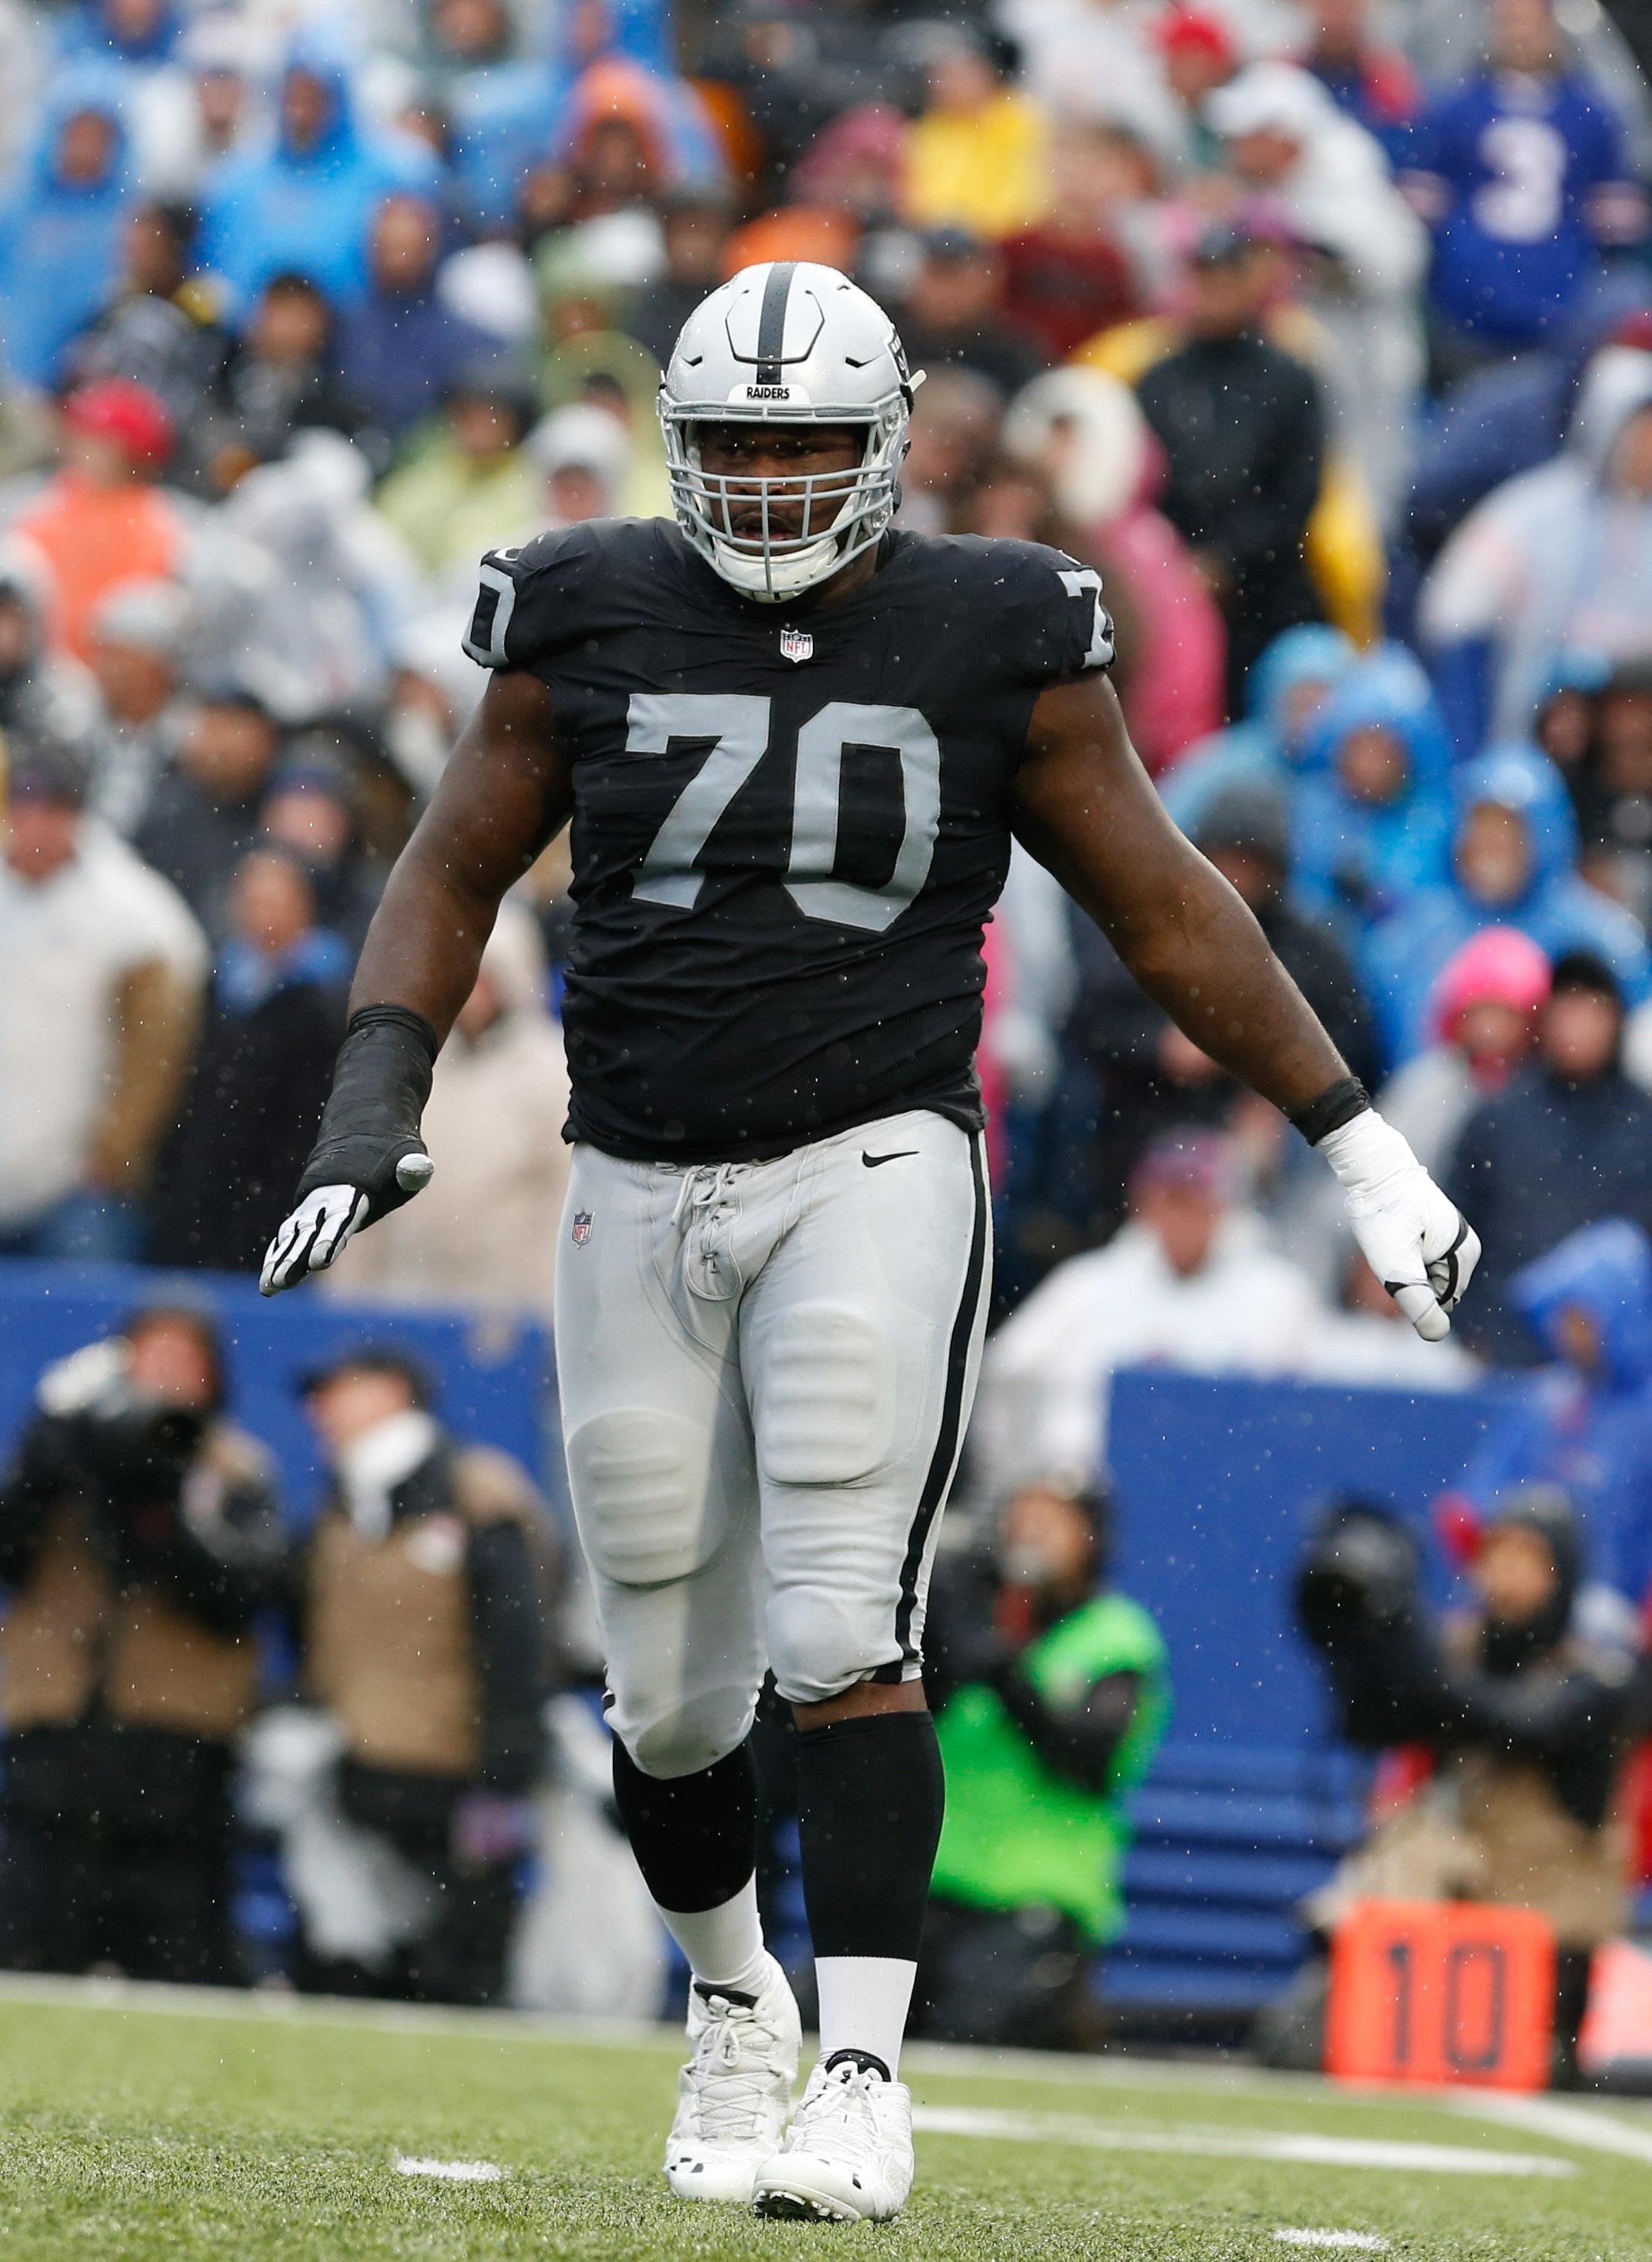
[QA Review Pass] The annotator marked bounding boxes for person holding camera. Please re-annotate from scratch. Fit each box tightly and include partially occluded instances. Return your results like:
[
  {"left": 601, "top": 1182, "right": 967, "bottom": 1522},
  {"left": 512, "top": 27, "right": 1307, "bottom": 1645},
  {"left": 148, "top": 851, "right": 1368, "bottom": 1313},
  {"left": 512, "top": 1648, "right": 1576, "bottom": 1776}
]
[
  {"left": 294, "top": 1346, "right": 556, "bottom": 2006},
  {"left": 1283, "top": 1488, "right": 1638, "bottom": 2082},
  {"left": 0, "top": 1304, "right": 284, "bottom": 1982},
  {"left": 912, "top": 1481, "right": 1169, "bottom": 2049}
]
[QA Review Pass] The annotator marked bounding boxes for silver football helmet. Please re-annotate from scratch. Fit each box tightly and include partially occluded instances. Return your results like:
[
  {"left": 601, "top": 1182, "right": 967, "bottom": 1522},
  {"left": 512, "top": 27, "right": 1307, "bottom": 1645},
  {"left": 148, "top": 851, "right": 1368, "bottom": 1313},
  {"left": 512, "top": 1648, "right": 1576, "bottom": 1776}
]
[{"left": 659, "top": 261, "right": 921, "bottom": 603}]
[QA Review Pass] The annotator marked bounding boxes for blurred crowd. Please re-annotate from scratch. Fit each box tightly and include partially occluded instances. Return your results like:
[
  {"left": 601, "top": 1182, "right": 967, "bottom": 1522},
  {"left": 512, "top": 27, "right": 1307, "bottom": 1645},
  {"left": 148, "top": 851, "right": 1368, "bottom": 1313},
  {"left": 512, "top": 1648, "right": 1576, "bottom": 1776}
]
[{"left": 1, "top": 0, "right": 1651, "bottom": 1354}]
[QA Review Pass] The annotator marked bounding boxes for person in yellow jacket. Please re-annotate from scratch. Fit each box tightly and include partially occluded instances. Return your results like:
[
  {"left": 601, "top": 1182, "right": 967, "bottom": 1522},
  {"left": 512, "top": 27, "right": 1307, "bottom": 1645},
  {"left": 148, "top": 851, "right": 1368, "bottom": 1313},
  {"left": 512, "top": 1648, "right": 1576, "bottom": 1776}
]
[
  {"left": 373, "top": 369, "right": 541, "bottom": 581},
  {"left": 903, "top": 26, "right": 1050, "bottom": 242}
]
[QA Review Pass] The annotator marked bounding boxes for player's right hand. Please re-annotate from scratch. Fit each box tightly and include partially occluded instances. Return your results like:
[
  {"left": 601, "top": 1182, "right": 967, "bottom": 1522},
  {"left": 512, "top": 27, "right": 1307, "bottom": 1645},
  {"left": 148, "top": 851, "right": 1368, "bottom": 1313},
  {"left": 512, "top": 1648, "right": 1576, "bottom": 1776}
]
[
  {"left": 260, "top": 1153, "right": 434, "bottom": 1297},
  {"left": 261, "top": 1003, "right": 440, "bottom": 1295}
]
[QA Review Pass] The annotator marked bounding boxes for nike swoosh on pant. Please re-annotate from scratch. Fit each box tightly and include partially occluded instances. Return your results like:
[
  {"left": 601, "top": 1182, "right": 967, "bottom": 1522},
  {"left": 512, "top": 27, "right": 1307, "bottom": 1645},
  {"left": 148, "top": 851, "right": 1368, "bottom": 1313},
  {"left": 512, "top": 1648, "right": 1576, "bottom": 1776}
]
[{"left": 862, "top": 1151, "right": 918, "bottom": 1168}]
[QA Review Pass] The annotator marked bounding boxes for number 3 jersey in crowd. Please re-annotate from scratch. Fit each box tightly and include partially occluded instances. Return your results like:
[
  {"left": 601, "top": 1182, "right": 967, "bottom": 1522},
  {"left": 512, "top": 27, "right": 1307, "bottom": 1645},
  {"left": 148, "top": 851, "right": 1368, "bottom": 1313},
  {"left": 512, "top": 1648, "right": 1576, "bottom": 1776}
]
[{"left": 465, "top": 517, "right": 1112, "bottom": 1163}]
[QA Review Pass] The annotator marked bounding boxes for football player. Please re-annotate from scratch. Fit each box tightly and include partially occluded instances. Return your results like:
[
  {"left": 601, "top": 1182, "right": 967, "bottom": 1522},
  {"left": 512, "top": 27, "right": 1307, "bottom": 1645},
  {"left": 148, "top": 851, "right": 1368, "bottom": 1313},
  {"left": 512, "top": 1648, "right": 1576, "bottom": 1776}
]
[{"left": 261, "top": 263, "right": 1478, "bottom": 2222}]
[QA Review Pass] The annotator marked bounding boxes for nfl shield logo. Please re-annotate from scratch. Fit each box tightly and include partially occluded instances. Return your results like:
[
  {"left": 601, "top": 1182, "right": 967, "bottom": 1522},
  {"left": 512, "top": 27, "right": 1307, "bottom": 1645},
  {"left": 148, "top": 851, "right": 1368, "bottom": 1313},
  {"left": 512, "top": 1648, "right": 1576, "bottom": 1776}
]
[
  {"left": 780, "top": 627, "right": 814, "bottom": 664},
  {"left": 571, "top": 1210, "right": 593, "bottom": 1246}
]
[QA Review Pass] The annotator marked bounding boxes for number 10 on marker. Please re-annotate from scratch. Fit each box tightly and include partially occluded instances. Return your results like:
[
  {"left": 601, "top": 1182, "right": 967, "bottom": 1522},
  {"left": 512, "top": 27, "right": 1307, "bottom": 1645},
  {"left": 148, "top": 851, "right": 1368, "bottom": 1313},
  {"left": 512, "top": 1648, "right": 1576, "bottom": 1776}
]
[{"left": 1326, "top": 1900, "right": 1556, "bottom": 2092}]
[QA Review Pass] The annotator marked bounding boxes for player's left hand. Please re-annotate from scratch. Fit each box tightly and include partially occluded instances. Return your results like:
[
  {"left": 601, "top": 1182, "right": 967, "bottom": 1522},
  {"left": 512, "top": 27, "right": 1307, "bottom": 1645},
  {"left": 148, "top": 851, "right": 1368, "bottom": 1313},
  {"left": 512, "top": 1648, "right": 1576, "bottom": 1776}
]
[{"left": 1318, "top": 1110, "right": 1480, "bottom": 1343}]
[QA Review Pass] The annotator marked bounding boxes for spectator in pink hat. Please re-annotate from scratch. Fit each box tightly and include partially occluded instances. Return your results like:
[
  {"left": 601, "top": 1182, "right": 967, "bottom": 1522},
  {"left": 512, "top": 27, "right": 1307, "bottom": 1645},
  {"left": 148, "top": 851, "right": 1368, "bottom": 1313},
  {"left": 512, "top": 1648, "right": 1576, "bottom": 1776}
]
[{"left": 1378, "top": 927, "right": 1552, "bottom": 1179}]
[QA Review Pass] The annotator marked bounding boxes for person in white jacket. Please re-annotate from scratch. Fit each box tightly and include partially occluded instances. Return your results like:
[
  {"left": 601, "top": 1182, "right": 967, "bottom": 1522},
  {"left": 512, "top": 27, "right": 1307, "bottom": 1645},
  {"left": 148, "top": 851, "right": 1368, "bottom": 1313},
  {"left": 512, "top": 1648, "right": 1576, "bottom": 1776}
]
[
  {"left": 323, "top": 900, "right": 570, "bottom": 1316},
  {"left": 1421, "top": 345, "right": 1652, "bottom": 740},
  {"left": 971, "top": 1128, "right": 1323, "bottom": 1499},
  {"left": 0, "top": 746, "right": 205, "bottom": 1257}
]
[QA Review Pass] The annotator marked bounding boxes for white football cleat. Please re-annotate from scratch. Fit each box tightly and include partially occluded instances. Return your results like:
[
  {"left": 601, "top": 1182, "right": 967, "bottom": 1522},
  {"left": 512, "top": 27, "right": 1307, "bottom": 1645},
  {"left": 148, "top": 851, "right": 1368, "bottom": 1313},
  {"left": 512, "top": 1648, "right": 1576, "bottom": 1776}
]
[
  {"left": 664, "top": 1955, "right": 801, "bottom": 2204},
  {"left": 751, "top": 2055, "right": 915, "bottom": 2223}
]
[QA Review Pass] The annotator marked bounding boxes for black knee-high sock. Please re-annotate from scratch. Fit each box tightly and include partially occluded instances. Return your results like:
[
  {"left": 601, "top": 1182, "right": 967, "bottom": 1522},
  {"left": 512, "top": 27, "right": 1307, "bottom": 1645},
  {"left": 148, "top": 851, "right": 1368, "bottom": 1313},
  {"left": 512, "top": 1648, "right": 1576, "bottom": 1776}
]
[
  {"left": 611, "top": 1736, "right": 757, "bottom": 1913},
  {"left": 795, "top": 1711, "right": 945, "bottom": 2079}
]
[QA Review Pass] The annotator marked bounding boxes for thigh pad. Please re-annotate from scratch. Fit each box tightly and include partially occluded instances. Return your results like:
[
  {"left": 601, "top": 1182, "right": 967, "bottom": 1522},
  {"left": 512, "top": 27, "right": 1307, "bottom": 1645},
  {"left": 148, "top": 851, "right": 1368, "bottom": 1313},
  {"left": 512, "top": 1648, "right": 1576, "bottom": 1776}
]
[{"left": 752, "top": 1304, "right": 896, "bottom": 1488}]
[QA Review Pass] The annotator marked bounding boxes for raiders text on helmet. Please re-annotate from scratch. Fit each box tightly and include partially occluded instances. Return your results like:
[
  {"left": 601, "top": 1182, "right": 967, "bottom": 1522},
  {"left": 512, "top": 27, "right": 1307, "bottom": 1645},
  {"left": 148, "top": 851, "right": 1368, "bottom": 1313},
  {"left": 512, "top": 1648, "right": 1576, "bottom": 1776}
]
[{"left": 658, "top": 262, "right": 921, "bottom": 603}]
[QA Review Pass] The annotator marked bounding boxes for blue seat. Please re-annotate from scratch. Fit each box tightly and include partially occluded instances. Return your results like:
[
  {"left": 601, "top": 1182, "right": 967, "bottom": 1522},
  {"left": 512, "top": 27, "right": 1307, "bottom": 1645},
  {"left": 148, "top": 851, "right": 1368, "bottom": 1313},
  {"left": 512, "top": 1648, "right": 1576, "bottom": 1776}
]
[{"left": 1101, "top": 1739, "right": 1368, "bottom": 2021}]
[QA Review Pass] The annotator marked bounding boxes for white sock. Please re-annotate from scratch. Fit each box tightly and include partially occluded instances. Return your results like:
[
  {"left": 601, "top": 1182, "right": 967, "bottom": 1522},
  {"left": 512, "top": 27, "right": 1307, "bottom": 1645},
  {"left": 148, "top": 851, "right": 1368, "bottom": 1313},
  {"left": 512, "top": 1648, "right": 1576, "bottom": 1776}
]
[
  {"left": 658, "top": 1875, "right": 770, "bottom": 1997},
  {"left": 814, "top": 1954, "right": 917, "bottom": 2080}
]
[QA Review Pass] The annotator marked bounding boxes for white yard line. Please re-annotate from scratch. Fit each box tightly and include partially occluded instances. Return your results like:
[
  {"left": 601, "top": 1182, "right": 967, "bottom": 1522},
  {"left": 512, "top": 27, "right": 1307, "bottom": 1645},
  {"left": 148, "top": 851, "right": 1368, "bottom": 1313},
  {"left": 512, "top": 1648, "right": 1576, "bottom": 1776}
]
[
  {"left": 1273, "top": 2230, "right": 1387, "bottom": 2250},
  {"left": 1445, "top": 2090, "right": 1652, "bottom": 2167},
  {"left": 909, "top": 2104, "right": 1577, "bottom": 2178},
  {"left": 393, "top": 2153, "right": 504, "bottom": 2184}
]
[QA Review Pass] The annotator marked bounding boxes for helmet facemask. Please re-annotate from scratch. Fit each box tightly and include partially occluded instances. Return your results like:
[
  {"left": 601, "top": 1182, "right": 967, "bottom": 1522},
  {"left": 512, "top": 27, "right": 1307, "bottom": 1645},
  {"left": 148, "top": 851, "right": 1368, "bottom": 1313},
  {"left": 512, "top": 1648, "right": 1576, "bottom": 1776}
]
[{"left": 660, "top": 393, "right": 910, "bottom": 603}]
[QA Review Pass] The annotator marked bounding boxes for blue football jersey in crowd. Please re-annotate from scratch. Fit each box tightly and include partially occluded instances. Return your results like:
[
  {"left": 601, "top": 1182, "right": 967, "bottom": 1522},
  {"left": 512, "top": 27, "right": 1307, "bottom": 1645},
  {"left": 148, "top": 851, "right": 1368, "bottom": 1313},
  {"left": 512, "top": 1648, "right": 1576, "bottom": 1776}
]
[{"left": 1404, "top": 69, "right": 1644, "bottom": 345}]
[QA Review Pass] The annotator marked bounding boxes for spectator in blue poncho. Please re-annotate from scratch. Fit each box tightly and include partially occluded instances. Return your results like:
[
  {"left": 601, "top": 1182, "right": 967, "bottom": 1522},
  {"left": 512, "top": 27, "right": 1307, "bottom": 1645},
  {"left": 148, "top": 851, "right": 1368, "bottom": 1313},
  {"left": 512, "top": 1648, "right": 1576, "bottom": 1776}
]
[
  {"left": 1161, "top": 623, "right": 1357, "bottom": 835},
  {"left": 1291, "top": 645, "right": 1456, "bottom": 938},
  {"left": 428, "top": 0, "right": 572, "bottom": 235},
  {"left": 446, "top": 0, "right": 678, "bottom": 231},
  {"left": 1366, "top": 740, "right": 1650, "bottom": 1062},
  {"left": 197, "top": 35, "right": 440, "bottom": 317},
  {"left": 54, "top": 0, "right": 181, "bottom": 77},
  {"left": 0, "top": 69, "right": 133, "bottom": 389},
  {"left": 1457, "top": 1218, "right": 1652, "bottom": 1615}
]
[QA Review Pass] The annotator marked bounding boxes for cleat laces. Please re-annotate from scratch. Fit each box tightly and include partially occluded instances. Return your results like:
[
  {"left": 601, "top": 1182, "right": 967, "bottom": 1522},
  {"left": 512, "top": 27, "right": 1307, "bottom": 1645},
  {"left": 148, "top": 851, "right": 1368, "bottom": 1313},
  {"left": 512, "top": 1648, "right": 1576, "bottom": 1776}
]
[
  {"left": 787, "top": 2063, "right": 882, "bottom": 2172},
  {"left": 685, "top": 1997, "right": 790, "bottom": 2144}
]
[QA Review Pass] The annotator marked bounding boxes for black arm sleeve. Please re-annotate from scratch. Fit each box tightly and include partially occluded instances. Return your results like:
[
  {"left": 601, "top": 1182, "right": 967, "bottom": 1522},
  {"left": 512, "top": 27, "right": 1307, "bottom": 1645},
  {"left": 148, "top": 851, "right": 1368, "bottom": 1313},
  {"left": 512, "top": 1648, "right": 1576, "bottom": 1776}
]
[
  {"left": 993, "top": 1667, "right": 1144, "bottom": 1795},
  {"left": 465, "top": 1520, "right": 547, "bottom": 1795},
  {"left": 296, "top": 1004, "right": 438, "bottom": 1223}
]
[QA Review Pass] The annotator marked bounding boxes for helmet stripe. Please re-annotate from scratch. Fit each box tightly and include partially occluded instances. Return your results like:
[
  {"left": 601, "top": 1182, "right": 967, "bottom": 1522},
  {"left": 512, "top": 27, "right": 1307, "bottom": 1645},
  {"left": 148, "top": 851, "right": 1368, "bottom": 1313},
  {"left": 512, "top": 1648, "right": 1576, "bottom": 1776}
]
[{"left": 754, "top": 261, "right": 795, "bottom": 385}]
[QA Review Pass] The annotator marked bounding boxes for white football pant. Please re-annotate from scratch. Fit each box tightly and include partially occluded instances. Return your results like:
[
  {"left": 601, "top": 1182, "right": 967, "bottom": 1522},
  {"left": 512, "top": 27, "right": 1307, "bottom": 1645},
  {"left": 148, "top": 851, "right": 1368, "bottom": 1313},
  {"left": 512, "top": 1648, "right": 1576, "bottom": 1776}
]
[{"left": 554, "top": 1110, "right": 992, "bottom": 1779}]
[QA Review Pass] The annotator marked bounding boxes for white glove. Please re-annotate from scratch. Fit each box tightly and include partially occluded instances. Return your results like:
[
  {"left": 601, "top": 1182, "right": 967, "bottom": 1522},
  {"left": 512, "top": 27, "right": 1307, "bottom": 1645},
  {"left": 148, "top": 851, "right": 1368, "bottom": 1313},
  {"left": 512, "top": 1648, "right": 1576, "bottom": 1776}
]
[
  {"left": 259, "top": 1154, "right": 438, "bottom": 1295},
  {"left": 1319, "top": 1110, "right": 1480, "bottom": 1343}
]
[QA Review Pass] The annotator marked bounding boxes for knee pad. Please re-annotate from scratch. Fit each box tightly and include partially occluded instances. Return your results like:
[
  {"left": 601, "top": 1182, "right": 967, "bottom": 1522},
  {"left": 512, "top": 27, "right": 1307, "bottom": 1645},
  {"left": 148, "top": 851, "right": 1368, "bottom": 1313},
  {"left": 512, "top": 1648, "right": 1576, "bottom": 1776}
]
[
  {"left": 753, "top": 1305, "right": 896, "bottom": 1488},
  {"left": 614, "top": 1684, "right": 757, "bottom": 1781},
  {"left": 566, "top": 1408, "right": 724, "bottom": 1585}
]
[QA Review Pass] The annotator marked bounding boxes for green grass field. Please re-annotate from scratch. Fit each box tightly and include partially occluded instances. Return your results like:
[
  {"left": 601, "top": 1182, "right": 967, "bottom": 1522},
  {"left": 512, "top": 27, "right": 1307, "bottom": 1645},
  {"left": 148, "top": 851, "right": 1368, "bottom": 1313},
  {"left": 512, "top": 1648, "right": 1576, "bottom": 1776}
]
[{"left": 2, "top": 1978, "right": 1650, "bottom": 2261}]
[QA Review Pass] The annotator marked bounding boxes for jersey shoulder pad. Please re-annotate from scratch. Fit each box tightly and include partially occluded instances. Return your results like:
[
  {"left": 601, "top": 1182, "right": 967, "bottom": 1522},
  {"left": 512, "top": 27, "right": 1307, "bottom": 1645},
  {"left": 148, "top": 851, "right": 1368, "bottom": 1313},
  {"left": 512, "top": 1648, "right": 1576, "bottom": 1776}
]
[
  {"left": 463, "top": 520, "right": 637, "bottom": 672},
  {"left": 967, "top": 535, "right": 1115, "bottom": 685}
]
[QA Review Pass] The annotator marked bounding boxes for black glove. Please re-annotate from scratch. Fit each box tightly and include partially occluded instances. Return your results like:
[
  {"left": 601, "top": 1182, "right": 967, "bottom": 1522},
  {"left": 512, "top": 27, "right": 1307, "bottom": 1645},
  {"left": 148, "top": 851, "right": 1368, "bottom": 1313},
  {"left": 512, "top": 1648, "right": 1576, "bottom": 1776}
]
[{"left": 261, "top": 1005, "right": 438, "bottom": 1295}]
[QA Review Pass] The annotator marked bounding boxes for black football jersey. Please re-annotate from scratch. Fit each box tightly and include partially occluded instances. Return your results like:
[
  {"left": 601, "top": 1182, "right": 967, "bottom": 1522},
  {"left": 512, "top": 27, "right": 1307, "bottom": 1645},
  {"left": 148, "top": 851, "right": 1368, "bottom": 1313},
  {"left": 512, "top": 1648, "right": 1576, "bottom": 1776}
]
[{"left": 465, "top": 517, "right": 1112, "bottom": 1163}]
